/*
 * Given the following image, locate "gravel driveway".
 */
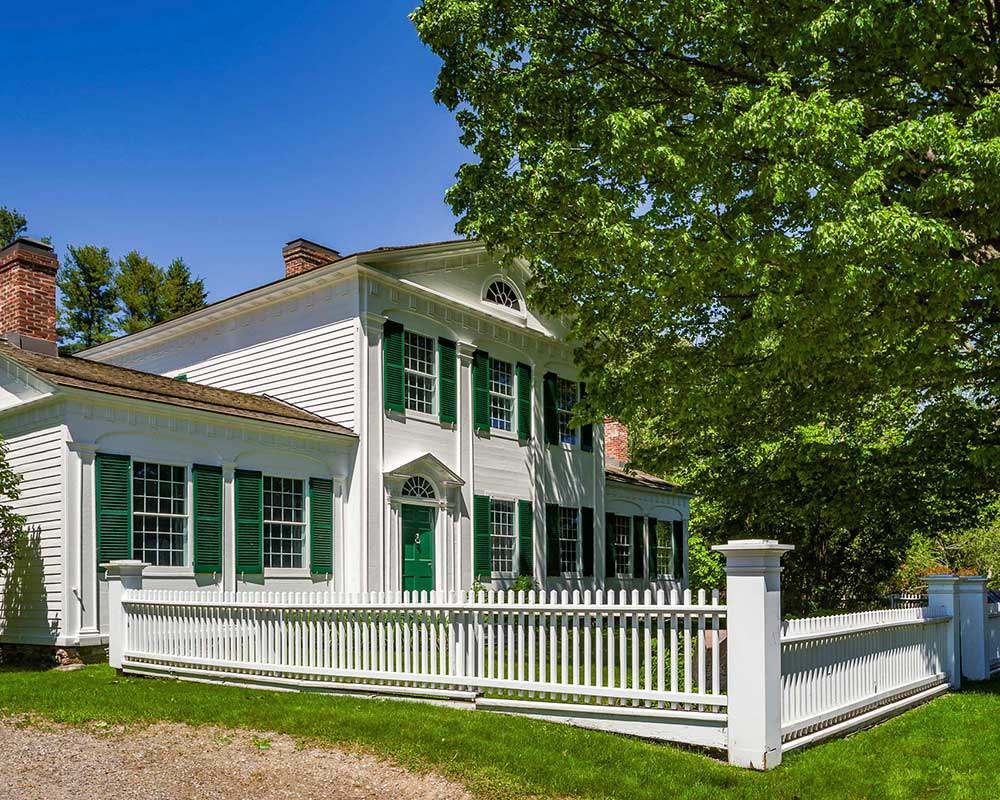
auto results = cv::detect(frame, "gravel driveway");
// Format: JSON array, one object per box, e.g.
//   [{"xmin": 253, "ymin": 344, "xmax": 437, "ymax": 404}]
[{"xmin": 0, "ymin": 716, "xmax": 471, "ymax": 800}]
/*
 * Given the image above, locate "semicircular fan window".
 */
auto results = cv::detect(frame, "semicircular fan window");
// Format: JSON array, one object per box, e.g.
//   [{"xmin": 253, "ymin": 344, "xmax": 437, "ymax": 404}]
[
  {"xmin": 402, "ymin": 476, "xmax": 435, "ymax": 499},
  {"xmin": 484, "ymin": 280, "xmax": 521, "ymax": 311}
]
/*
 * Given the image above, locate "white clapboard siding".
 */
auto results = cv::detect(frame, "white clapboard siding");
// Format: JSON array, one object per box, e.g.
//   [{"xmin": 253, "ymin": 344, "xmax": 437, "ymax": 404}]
[
  {"xmin": 780, "ymin": 607, "xmax": 951, "ymax": 742},
  {"xmin": 177, "ymin": 320, "xmax": 358, "ymax": 429},
  {"xmin": 0, "ymin": 422, "xmax": 63, "ymax": 643},
  {"xmin": 987, "ymin": 603, "xmax": 1000, "ymax": 672},
  {"xmin": 120, "ymin": 588, "xmax": 728, "ymax": 711}
]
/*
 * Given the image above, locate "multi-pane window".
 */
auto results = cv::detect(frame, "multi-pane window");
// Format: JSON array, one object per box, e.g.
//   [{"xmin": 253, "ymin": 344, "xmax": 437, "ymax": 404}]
[
  {"xmin": 404, "ymin": 331, "xmax": 435, "ymax": 414},
  {"xmin": 484, "ymin": 280, "xmax": 521, "ymax": 311},
  {"xmin": 557, "ymin": 378, "xmax": 578, "ymax": 445},
  {"xmin": 489, "ymin": 358, "xmax": 514, "ymax": 431},
  {"xmin": 132, "ymin": 462, "xmax": 186, "ymax": 567},
  {"xmin": 656, "ymin": 520, "xmax": 674, "ymax": 577},
  {"xmin": 491, "ymin": 499, "xmax": 515, "ymax": 573},
  {"xmin": 402, "ymin": 476, "xmax": 435, "ymax": 499},
  {"xmin": 263, "ymin": 476, "xmax": 305, "ymax": 569},
  {"xmin": 611, "ymin": 515, "xmax": 632, "ymax": 577},
  {"xmin": 559, "ymin": 506, "xmax": 579, "ymax": 574}
]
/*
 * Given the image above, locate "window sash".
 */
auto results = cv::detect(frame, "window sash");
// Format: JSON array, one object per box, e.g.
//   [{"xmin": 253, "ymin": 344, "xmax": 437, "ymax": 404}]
[
  {"xmin": 131, "ymin": 461, "xmax": 187, "ymax": 567},
  {"xmin": 404, "ymin": 331, "xmax": 436, "ymax": 414},
  {"xmin": 556, "ymin": 378, "xmax": 577, "ymax": 445},
  {"xmin": 656, "ymin": 520, "xmax": 674, "ymax": 578},
  {"xmin": 491, "ymin": 499, "xmax": 515, "ymax": 573},
  {"xmin": 489, "ymin": 358, "xmax": 514, "ymax": 431},
  {"xmin": 558, "ymin": 507, "xmax": 579, "ymax": 574},
  {"xmin": 263, "ymin": 476, "xmax": 305, "ymax": 569},
  {"xmin": 612, "ymin": 515, "xmax": 632, "ymax": 577}
]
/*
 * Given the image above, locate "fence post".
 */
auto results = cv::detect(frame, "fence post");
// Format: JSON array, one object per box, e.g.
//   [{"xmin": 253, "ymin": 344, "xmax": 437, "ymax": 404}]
[
  {"xmin": 713, "ymin": 539, "xmax": 793, "ymax": 770},
  {"xmin": 103, "ymin": 560, "xmax": 147, "ymax": 669},
  {"xmin": 957, "ymin": 576, "xmax": 989, "ymax": 681},
  {"xmin": 923, "ymin": 575, "xmax": 961, "ymax": 689}
]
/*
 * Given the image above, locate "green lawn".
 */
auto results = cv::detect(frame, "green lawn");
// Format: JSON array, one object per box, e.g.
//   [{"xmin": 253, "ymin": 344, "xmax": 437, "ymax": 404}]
[{"xmin": 0, "ymin": 666, "xmax": 997, "ymax": 799}]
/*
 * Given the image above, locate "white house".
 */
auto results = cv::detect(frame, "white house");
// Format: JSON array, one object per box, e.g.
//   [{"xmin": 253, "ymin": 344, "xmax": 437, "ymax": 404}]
[{"xmin": 0, "ymin": 235, "xmax": 689, "ymax": 661}]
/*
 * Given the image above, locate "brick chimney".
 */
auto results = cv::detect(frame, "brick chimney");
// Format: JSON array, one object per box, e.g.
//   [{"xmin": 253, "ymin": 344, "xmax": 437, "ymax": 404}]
[
  {"xmin": 282, "ymin": 238, "xmax": 340, "ymax": 278},
  {"xmin": 604, "ymin": 418, "xmax": 629, "ymax": 463},
  {"xmin": 0, "ymin": 238, "xmax": 58, "ymax": 355}
]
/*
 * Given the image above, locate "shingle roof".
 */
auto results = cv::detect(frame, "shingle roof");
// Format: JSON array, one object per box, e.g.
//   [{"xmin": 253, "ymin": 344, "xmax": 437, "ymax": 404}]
[
  {"xmin": 0, "ymin": 343, "xmax": 356, "ymax": 438},
  {"xmin": 605, "ymin": 462, "xmax": 682, "ymax": 493}
]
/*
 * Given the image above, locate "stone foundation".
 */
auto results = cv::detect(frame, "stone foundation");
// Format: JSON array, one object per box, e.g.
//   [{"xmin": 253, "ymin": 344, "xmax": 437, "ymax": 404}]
[{"xmin": 0, "ymin": 642, "xmax": 107, "ymax": 668}]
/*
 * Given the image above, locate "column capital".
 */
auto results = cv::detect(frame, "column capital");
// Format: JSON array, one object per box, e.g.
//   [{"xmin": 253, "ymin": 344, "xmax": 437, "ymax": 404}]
[
  {"xmin": 67, "ymin": 440, "xmax": 97, "ymax": 458},
  {"xmin": 456, "ymin": 341, "xmax": 477, "ymax": 362},
  {"xmin": 363, "ymin": 312, "xmax": 389, "ymax": 333}
]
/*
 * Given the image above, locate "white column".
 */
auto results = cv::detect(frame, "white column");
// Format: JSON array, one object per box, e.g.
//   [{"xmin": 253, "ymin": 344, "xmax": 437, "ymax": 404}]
[
  {"xmin": 75, "ymin": 445, "xmax": 100, "ymax": 636},
  {"xmin": 457, "ymin": 342, "xmax": 476, "ymax": 590},
  {"xmin": 103, "ymin": 559, "xmax": 146, "ymax": 669},
  {"xmin": 924, "ymin": 574, "xmax": 962, "ymax": 689},
  {"xmin": 713, "ymin": 539, "xmax": 793, "ymax": 770},
  {"xmin": 363, "ymin": 312, "xmax": 388, "ymax": 592},
  {"xmin": 222, "ymin": 462, "xmax": 236, "ymax": 593},
  {"xmin": 957, "ymin": 576, "xmax": 989, "ymax": 682}
]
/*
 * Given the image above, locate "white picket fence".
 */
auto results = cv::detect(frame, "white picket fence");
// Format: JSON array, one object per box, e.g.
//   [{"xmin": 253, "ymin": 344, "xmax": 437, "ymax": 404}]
[
  {"xmin": 106, "ymin": 545, "xmax": 992, "ymax": 770},
  {"xmin": 780, "ymin": 608, "xmax": 951, "ymax": 749},
  {"xmin": 988, "ymin": 602, "xmax": 1000, "ymax": 672},
  {"xmin": 117, "ymin": 586, "xmax": 729, "ymax": 745}
]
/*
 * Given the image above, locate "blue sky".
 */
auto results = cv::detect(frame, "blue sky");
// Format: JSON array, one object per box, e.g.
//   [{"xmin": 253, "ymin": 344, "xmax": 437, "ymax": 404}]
[{"xmin": 0, "ymin": 2, "xmax": 468, "ymax": 299}]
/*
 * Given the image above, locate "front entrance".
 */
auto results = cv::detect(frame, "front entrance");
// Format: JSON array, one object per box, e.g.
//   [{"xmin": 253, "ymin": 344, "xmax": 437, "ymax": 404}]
[{"xmin": 401, "ymin": 504, "xmax": 435, "ymax": 592}]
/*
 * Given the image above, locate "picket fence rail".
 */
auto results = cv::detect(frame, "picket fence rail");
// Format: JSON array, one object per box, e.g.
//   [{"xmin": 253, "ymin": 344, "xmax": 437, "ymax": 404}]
[
  {"xmin": 780, "ymin": 608, "xmax": 951, "ymax": 747},
  {"xmin": 120, "ymin": 587, "xmax": 727, "ymax": 712}
]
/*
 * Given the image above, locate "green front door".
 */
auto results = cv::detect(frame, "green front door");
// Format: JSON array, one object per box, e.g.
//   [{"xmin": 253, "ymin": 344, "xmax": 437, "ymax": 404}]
[{"xmin": 402, "ymin": 504, "xmax": 435, "ymax": 592}]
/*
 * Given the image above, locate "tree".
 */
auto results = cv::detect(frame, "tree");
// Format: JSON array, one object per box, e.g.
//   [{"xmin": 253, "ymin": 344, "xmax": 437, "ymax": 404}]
[
  {"xmin": 161, "ymin": 257, "xmax": 207, "ymax": 321},
  {"xmin": 414, "ymin": 1, "xmax": 1000, "ymax": 607},
  {"xmin": 116, "ymin": 250, "xmax": 165, "ymax": 335},
  {"xmin": 57, "ymin": 245, "xmax": 119, "ymax": 354},
  {"xmin": 0, "ymin": 206, "xmax": 27, "ymax": 248},
  {"xmin": 0, "ymin": 438, "xmax": 25, "ymax": 575}
]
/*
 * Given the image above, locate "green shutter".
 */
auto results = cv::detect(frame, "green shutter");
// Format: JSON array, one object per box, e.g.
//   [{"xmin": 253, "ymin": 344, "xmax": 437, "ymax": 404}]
[
  {"xmin": 633, "ymin": 516, "xmax": 645, "ymax": 579},
  {"xmin": 472, "ymin": 350, "xmax": 490, "ymax": 432},
  {"xmin": 579, "ymin": 383, "xmax": 593, "ymax": 452},
  {"xmin": 96, "ymin": 453, "xmax": 132, "ymax": 566},
  {"xmin": 310, "ymin": 477, "xmax": 334, "ymax": 575},
  {"xmin": 581, "ymin": 506, "xmax": 594, "ymax": 577},
  {"xmin": 473, "ymin": 494, "xmax": 492, "ymax": 579},
  {"xmin": 516, "ymin": 362, "xmax": 532, "ymax": 441},
  {"xmin": 192, "ymin": 465, "xmax": 223, "ymax": 573},
  {"xmin": 383, "ymin": 320, "xmax": 405, "ymax": 413},
  {"xmin": 517, "ymin": 499, "xmax": 533, "ymax": 576},
  {"xmin": 605, "ymin": 513, "xmax": 616, "ymax": 578},
  {"xmin": 672, "ymin": 520, "xmax": 685, "ymax": 579},
  {"xmin": 647, "ymin": 517, "xmax": 658, "ymax": 579},
  {"xmin": 543, "ymin": 372, "xmax": 559, "ymax": 445},
  {"xmin": 438, "ymin": 338, "xmax": 457, "ymax": 424},
  {"xmin": 234, "ymin": 470, "xmax": 263, "ymax": 573},
  {"xmin": 545, "ymin": 503, "xmax": 561, "ymax": 576}
]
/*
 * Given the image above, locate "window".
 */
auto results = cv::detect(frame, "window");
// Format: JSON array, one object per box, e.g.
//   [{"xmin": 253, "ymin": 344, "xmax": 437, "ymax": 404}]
[
  {"xmin": 656, "ymin": 520, "xmax": 674, "ymax": 577},
  {"xmin": 557, "ymin": 378, "xmax": 578, "ymax": 445},
  {"xmin": 484, "ymin": 280, "xmax": 520, "ymax": 311},
  {"xmin": 489, "ymin": 358, "xmax": 514, "ymax": 431},
  {"xmin": 559, "ymin": 506, "xmax": 579, "ymax": 574},
  {"xmin": 404, "ymin": 331, "xmax": 435, "ymax": 414},
  {"xmin": 263, "ymin": 476, "xmax": 305, "ymax": 569},
  {"xmin": 611, "ymin": 515, "xmax": 632, "ymax": 577},
  {"xmin": 491, "ymin": 499, "xmax": 515, "ymax": 573},
  {"xmin": 132, "ymin": 462, "xmax": 186, "ymax": 567},
  {"xmin": 402, "ymin": 476, "xmax": 435, "ymax": 499}
]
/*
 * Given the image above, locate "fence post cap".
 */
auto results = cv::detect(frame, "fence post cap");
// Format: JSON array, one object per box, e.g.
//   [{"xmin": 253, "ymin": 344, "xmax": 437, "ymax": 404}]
[
  {"xmin": 957, "ymin": 575, "xmax": 988, "ymax": 586},
  {"xmin": 712, "ymin": 540, "xmax": 794, "ymax": 556},
  {"xmin": 101, "ymin": 560, "xmax": 149, "ymax": 578},
  {"xmin": 922, "ymin": 574, "xmax": 959, "ymax": 585}
]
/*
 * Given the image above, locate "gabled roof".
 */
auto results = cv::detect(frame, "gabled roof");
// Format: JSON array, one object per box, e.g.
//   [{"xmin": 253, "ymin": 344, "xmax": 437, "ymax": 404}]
[
  {"xmin": 385, "ymin": 452, "xmax": 465, "ymax": 487},
  {"xmin": 605, "ymin": 461, "xmax": 683, "ymax": 493},
  {"xmin": 0, "ymin": 343, "xmax": 356, "ymax": 438}
]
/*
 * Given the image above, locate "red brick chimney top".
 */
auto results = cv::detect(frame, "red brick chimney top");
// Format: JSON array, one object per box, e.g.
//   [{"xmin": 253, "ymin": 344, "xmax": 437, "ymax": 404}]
[
  {"xmin": 0, "ymin": 238, "xmax": 59, "ymax": 355},
  {"xmin": 604, "ymin": 418, "xmax": 629, "ymax": 464},
  {"xmin": 282, "ymin": 238, "xmax": 341, "ymax": 278}
]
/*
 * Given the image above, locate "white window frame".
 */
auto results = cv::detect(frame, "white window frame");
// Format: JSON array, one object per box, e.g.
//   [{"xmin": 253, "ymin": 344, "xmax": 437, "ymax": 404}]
[
  {"xmin": 558, "ymin": 506, "xmax": 581, "ymax": 576},
  {"xmin": 262, "ymin": 473, "xmax": 310, "ymax": 573},
  {"xmin": 655, "ymin": 519, "xmax": 675, "ymax": 579},
  {"xmin": 556, "ymin": 377, "xmax": 578, "ymax": 446},
  {"xmin": 611, "ymin": 514, "xmax": 632, "ymax": 579},
  {"xmin": 489, "ymin": 498, "xmax": 517, "ymax": 577},
  {"xmin": 131, "ymin": 460, "xmax": 189, "ymax": 569},
  {"xmin": 403, "ymin": 330, "xmax": 436, "ymax": 416},
  {"xmin": 489, "ymin": 357, "xmax": 514, "ymax": 432}
]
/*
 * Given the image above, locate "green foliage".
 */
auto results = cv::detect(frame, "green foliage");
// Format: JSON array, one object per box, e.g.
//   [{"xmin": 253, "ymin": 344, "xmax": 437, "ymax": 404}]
[
  {"xmin": 413, "ymin": 1, "xmax": 1000, "ymax": 611},
  {"xmin": 686, "ymin": 528, "xmax": 724, "ymax": 593},
  {"xmin": 117, "ymin": 250, "xmax": 165, "ymax": 335},
  {"xmin": 0, "ymin": 438, "xmax": 25, "ymax": 575},
  {"xmin": 161, "ymin": 257, "xmax": 208, "ymax": 321},
  {"xmin": 0, "ymin": 206, "xmax": 27, "ymax": 247},
  {"xmin": 57, "ymin": 245, "xmax": 119, "ymax": 354}
]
